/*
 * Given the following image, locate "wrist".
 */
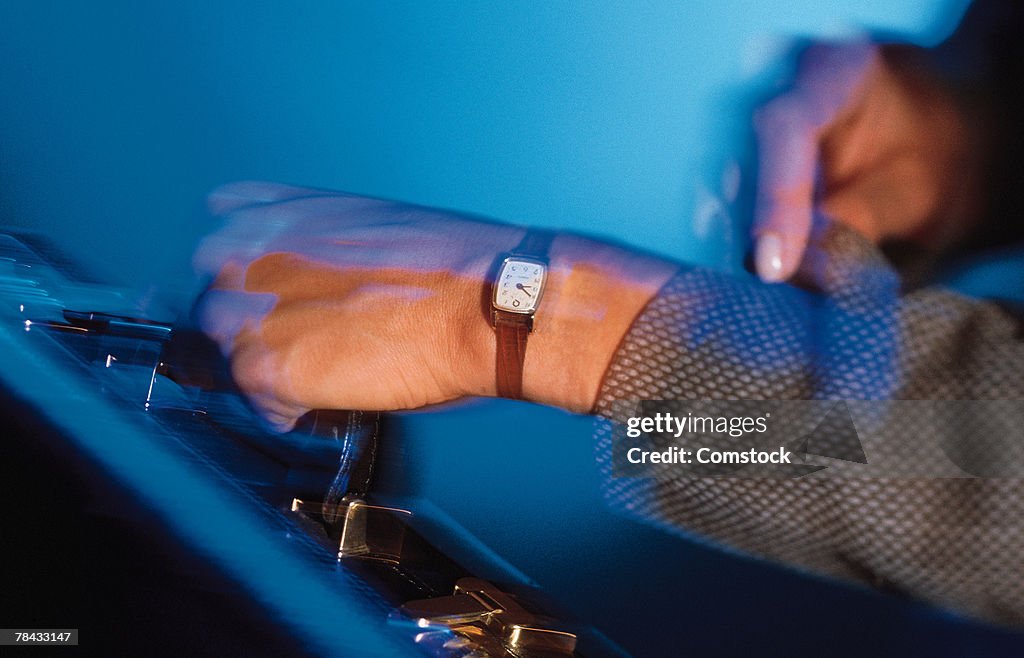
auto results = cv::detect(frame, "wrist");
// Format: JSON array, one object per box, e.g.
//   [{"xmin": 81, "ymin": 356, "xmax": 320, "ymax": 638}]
[
  {"xmin": 518, "ymin": 233, "xmax": 677, "ymax": 412},
  {"xmin": 451, "ymin": 229, "xmax": 677, "ymax": 412}
]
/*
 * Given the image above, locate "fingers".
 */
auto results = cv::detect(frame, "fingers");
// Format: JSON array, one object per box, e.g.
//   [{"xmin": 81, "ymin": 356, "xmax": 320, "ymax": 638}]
[
  {"xmin": 195, "ymin": 193, "xmax": 398, "ymax": 278},
  {"xmin": 249, "ymin": 393, "xmax": 308, "ymax": 433},
  {"xmin": 194, "ymin": 286, "xmax": 309, "ymax": 432},
  {"xmin": 792, "ymin": 42, "xmax": 878, "ymax": 123},
  {"xmin": 753, "ymin": 95, "xmax": 819, "ymax": 282},
  {"xmin": 193, "ymin": 287, "xmax": 277, "ymax": 354},
  {"xmin": 206, "ymin": 180, "xmax": 383, "ymax": 220},
  {"xmin": 207, "ymin": 180, "xmax": 340, "ymax": 216},
  {"xmin": 228, "ymin": 335, "xmax": 310, "ymax": 433},
  {"xmin": 192, "ymin": 222, "xmax": 283, "ymax": 278},
  {"xmin": 197, "ymin": 181, "xmax": 404, "ymax": 430},
  {"xmin": 751, "ymin": 41, "xmax": 879, "ymax": 283}
]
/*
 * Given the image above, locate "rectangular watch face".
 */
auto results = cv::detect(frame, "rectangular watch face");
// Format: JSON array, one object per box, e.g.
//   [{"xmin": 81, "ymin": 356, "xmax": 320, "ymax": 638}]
[{"xmin": 494, "ymin": 256, "xmax": 547, "ymax": 313}]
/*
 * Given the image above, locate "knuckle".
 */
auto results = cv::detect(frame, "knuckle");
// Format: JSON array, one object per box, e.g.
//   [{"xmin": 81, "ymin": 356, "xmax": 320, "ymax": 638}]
[
  {"xmin": 273, "ymin": 351, "xmax": 305, "ymax": 406},
  {"xmin": 230, "ymin": 346, "xmax": 276, "ymax": 397}
]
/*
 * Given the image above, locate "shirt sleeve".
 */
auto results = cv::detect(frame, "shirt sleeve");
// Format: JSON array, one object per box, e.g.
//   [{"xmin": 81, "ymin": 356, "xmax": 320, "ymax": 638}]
[{"xmin": 592, "ymin": 223, "xmax": 1024, "ymax": 626}]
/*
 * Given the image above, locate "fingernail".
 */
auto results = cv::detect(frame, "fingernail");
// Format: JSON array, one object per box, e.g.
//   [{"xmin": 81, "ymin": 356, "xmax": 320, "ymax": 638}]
[{"xmin": 755, "ymin": 232, "xmax": 785, "ymax": 282}]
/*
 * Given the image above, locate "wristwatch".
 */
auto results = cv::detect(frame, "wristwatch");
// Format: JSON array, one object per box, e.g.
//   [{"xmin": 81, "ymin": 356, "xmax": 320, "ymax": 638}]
[{"xmin": 491, "ymin": 230, "xmax": 554, "ymax": 399}]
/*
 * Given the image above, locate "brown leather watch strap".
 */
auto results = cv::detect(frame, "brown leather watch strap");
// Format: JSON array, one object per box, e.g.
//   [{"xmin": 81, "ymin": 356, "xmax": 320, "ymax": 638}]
[
  {"xmin": 494, "ymin": 310, "xmax": 531, "ymax": 399},
  {"xmin": 515, "ymin": 229, "xmax": 555, "ymax": 258}
]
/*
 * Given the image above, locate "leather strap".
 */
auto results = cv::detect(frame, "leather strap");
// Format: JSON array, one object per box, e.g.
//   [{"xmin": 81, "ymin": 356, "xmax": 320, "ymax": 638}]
[
  {"xmin": 494, "ymin": 311, "xmax": 531, "ymax": 399},
  {"xmin": 492, "ymin": 230, "xmax": 555, "ymax": 400},
  {"xmin": 515, "ymin": 229, "xmax": 556, "ymax": 258}
]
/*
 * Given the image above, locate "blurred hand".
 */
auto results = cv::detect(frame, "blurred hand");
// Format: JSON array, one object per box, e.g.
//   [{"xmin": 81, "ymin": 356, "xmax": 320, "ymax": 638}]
[
  {"xmin": 752, "ymin": 42, "xmax": 981, "ymax": 282},
  {"xmin": 193, "ymin": 181, "xmax": 675, "ymax": 430}
]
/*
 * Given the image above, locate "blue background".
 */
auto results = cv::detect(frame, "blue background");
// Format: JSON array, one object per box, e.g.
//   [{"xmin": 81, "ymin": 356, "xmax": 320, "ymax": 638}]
[{"xmin": 0, "ymin": 0, "xmax": 966, "ymax": 290}]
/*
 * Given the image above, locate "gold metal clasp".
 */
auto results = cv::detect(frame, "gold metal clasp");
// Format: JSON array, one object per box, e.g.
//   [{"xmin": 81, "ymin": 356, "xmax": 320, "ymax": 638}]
[
  {"xmin": 289, "ymin": 498, "xmax": 577, "ymax": 655},
  {"xmin": 401, "ymin": 577, "xmax": 577, "ymax": 656},
  {"xmin": 290, "ymin": 497, "xmax": 411, "ymax": 562}
]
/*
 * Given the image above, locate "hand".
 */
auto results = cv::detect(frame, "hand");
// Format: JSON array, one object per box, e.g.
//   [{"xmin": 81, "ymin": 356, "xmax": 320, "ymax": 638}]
[
  {"xmin": 751, "ymin": 42, "xmax": 982, "ymax": 282},
  {"xmin": 193, "ymin": 181, "xmax": 676, "ymax": 430}
]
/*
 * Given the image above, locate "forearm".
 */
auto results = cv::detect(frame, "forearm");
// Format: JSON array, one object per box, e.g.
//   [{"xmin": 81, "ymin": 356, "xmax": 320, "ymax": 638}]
[{"xmin": 591, "ymin": 227, "xmax": 1024, "ymax": 625}]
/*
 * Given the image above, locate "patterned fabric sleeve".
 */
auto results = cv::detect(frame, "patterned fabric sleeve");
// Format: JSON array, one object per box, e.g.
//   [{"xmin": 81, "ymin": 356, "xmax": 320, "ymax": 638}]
[{"xmin": 593, "ymin": 224, "xmax": 1024, "ymax": 626}]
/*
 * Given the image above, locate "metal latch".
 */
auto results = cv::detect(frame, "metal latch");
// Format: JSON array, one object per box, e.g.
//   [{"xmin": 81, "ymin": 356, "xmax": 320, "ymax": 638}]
[
  {"xmin": 401, "ymin": 577, "xmax": 577, "ymax": 657},
  {"xmin": 291, "ymin": 497, "xmax": 411, "ymax": 562}
]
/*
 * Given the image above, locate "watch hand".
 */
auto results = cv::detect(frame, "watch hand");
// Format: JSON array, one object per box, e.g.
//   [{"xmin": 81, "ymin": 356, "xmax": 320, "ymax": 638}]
[{"xmin": 515, "ymin": 283, "xmax": 534, "ymax": 297}]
